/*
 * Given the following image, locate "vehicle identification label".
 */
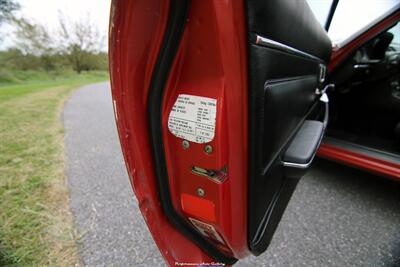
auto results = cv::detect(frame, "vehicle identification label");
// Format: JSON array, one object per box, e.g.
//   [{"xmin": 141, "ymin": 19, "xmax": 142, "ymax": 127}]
[
  {"xmin": 189, "ymin": 217, "xmax": 225, "ymax": 245},
  {"xmin": 168, "ymin": 94, "xmax": 217, "ymax": 143}
]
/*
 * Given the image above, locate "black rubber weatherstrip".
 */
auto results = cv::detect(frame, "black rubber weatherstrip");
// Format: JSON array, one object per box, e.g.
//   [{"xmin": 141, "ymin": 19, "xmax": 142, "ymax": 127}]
[{"xmin": 147, "ymin": 0, "xmax": 238, "ymax": 265}]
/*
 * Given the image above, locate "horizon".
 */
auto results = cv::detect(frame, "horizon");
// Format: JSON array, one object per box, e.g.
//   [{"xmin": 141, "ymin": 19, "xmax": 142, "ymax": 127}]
[{"xmin": 0, "ymin": 0, "xmax": 111, "ymax": 51}]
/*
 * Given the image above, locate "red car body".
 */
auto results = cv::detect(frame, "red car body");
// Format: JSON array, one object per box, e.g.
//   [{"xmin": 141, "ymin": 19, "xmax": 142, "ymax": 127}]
[
  {"xmin": 109, "ymin": 0, "xmax": 399, "ymax": 265},
  {"xmin": 109, "ymin": 1, "xmax": 248, "ymax": 263}
]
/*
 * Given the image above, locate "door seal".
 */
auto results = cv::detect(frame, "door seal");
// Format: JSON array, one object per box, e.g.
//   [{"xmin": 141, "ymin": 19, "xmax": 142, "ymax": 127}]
[{"xmin": 147, "ymin": 0, "xmax": 238, "ymax": 264}]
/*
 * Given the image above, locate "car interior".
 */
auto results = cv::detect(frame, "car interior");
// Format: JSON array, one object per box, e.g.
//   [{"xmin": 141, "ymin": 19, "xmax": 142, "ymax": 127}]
[{"xmin": 325, "ymin": 22, "xmax": 400, "ymax": 161}]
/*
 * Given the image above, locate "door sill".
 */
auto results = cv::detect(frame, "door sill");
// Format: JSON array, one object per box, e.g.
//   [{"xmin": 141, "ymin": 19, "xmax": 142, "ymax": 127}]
[{"xmin": 317, "ymin": 137, "xmax": 400, "ymax": 180}]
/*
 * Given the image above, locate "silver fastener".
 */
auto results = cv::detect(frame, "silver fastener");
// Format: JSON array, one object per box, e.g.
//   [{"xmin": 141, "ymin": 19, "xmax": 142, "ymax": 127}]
[
  {"xmin": 197, "ymin": 188, "xmax": 205, "ymax": 197},
  {"xmin": 204, "ymin": 144, "xmax": 213, "ymax": 154},
  {"xmin": 182, "ymin": 140, "xmax": 190, "ymax": 149}
]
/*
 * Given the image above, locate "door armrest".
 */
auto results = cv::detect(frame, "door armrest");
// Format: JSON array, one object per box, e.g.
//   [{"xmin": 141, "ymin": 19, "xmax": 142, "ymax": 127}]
[{"xmin": 283, "ymin": 120, "xmax": 324, "ymax": 168}]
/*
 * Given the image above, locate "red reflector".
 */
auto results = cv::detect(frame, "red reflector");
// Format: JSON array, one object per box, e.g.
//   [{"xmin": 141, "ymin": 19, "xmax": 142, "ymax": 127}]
[{"xmin": 181, "ymin": 193, "xmax": 216, "ymax": 222}]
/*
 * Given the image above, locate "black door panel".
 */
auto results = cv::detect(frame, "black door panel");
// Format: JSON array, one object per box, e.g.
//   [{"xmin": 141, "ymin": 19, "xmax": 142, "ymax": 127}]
[
  {"xmin": 246, "ymin": 0, "xmax": 332, "ymax": 255},
  {"xmin": 246, "ymin": 0, "xmax": 332, "ymax": 62},
  {"xmin": 262, "ymin": 75, "xmax": 319, "ymax": 167}
]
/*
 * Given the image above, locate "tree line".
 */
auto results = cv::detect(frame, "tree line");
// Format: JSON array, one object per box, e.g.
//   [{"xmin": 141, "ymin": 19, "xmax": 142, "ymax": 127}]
[{"xmin": 0, "ymin": 0, "xmax": 108, "ymax": 82}]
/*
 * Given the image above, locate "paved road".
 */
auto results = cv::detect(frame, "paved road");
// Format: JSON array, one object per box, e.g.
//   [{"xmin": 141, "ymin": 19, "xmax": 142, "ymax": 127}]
[{"xmin": 64, "ymin": 82, "xmax": 400, "ymax": 267}]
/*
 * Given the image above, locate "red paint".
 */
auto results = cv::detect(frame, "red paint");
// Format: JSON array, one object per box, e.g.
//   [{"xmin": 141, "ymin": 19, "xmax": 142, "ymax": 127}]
[
  {"xmin": 329, "ymin": 10, "xmax": 400, "ymax": 70},
  {"xmin": 109, "ymin": 0, "xmax": 248, "ymax": 264},
  {"xmin": 109, "ymin": 0, "xmax": 214, "ymax": 265},
  {"xmin": 318, "ymin": 143, "xmax": 400, "ymax": 180},
  {"xmin": 181, "ymin": 194, "xmax": 216, "ymax": 222},
  {"xmin": 161, "ymin": 0, "xmax": 249, "ymax": 258}
]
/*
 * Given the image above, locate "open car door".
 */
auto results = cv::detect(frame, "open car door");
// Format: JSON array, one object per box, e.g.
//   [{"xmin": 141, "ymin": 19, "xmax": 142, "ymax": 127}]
[{"xmin": 109, "ymin": 0, "xmax": 332, "ymax": 265}]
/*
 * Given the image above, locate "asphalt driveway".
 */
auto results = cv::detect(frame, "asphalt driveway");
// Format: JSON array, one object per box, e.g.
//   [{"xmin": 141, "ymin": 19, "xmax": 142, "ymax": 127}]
[{"xmin": 64, "ymin": 82, "xmax": 400, "ymax": 266}]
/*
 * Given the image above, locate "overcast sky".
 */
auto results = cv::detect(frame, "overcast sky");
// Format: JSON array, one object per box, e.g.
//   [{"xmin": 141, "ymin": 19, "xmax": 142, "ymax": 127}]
[
  {"xmin": 1, "ymin": 0, "xmax": 399, "ymax": 50},
  {"xmin": 307, "ymin": 0, "xmax": 399, "ymax": 43},
  {"xmin": 1, "ymin": 0, "xmax": 111, "ymax": 50}
]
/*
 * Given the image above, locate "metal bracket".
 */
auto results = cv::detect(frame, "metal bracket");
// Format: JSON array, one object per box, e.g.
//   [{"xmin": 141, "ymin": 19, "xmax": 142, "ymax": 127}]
[
  {"xmin": 316, "ymin": 83, "xmax": 335, "ymax": 95},
  {"xmin": 191, "ymin": 165, "xmax": 227, "ymax": 183},
  {"xmin": 319, "ymin": 64, "xmax": 326, "ymax": 83}
]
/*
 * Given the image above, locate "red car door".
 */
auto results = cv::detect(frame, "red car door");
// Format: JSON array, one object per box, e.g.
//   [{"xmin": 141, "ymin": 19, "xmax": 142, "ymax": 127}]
[{"xmin": 108, "ymin": 0, "xmax": 332, "ymax": 265}]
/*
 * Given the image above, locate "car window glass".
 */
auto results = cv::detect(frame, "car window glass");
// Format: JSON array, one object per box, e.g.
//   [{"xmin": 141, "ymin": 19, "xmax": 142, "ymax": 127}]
[
  {"xmin": 329, "ymin": 0, "xmax": 399, "ymax": 45},
  {"xmin": 388, "ymin": 23, "xmax": 400, "ymax": 51},
  {"xmin": 306, "ymin": 0, "xmax": 333, "ymax": 28}
]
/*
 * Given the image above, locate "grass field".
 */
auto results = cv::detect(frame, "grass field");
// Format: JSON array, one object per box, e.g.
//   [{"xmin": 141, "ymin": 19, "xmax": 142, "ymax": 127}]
[{"xmin": 0, "ymin": 71, "xmax": 109, "ymax": 266}]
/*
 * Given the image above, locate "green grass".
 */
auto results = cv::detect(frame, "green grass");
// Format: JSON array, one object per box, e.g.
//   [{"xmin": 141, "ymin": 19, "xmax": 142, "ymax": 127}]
[
  {"xmin": 0, "ymin": 71, "xmax": 109, "ymax": 266},
  {"xmin": 0, "ymin": 68, "xmax": 107, "ymax": 84},
  {"xmin": 0, "ymin": 71, "xmax": 108, "ymax": 101}
]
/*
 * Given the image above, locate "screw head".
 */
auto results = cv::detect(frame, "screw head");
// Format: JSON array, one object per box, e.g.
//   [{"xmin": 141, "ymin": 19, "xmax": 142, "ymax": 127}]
[
  {"xmin": 204, "ymin": 144, "xmax": 213, "ymax": 154},
  {"xmin": 182, "ymin": 140, "xmax": 190, "ymax": 149},
  {"xmin": 197, "ymin": 188, "xmax": 205, "ymax": 197}
]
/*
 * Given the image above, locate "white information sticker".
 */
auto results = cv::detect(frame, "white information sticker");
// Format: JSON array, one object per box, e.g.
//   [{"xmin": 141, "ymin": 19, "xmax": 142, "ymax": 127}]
[{"xmin": 168, "ymin": 94, "xmax": 217, "ymax": 143}]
